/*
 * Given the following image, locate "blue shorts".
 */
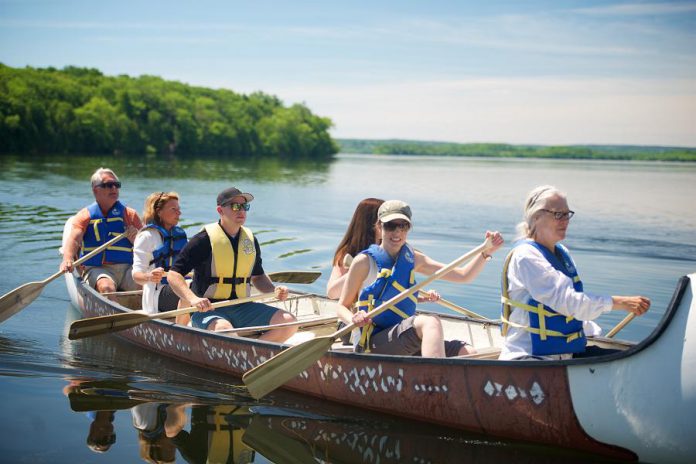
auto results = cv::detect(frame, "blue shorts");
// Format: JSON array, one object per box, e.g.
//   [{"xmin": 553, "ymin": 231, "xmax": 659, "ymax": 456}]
[{"xmin": 190, "ymin": 301, "xmax": 279, "ymax": 330}]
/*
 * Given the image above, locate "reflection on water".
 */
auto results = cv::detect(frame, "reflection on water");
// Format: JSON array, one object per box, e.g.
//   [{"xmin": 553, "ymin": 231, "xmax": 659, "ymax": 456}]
[
  {"xmin": 0, "ymin": 153, "xmax": 332, "ymax": 184},
  {"xmin": 63, "ymin": 380, "xmax": 609, "ymax": 464},
  {"xmin": 0, "ymin": 154, "xmax": 694, "ymax": 463}
]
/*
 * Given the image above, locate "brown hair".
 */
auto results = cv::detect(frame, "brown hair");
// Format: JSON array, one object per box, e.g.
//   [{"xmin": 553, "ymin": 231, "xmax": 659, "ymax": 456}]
[
  {"xmin": 142, "ymin": 191, "xmax": 179, "ymax": 226},
  {"xmin": 332, "ymin": 198, "xmax": 385, "ymax": 267}
]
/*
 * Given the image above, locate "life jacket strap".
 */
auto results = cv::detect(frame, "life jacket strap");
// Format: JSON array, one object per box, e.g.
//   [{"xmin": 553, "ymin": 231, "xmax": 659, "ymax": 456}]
[
  {"xmin": 500, "ymin": 296, "xmax": 582, "ymax": 342},
  {"xmin": 209, "ymin": 276, "xmax": 250, "ymax": 285}
]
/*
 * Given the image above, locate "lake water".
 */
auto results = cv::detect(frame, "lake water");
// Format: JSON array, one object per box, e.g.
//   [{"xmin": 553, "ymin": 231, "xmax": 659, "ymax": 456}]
[{"xmin": 0, "ymin": 153, "xmax": 694, "ymax": 463}]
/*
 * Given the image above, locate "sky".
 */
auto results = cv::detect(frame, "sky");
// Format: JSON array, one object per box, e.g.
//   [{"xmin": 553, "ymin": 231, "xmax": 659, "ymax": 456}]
[{"xmin": 1, "ymin": 0, "xmax": 695, "ymax": 147}]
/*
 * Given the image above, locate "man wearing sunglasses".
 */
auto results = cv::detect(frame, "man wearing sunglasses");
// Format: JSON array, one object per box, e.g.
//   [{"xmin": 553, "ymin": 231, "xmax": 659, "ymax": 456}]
[
  {"xmin": 60, "ymin": 167, "xmax": 142, "ymax": 294},
  {"xmin": 167, "ymin": 187, "xmax": 297, "ymax": 341}
]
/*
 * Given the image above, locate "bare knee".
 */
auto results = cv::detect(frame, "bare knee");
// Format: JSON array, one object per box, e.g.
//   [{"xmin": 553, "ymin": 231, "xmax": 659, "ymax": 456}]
[
  {"xmin": 96, "ymin": 278, "xmax": 116, "ymax": 295},
  {"xmin": 260, "ymin": 311, "xmax": 297, "ymax": 342},
  {"xmin": 208, "ymin": 319, "xmax": 233, "ymax": 332},
  {"xmin": 457, "ymin": 344, "xmax": 477, "ymax": 356},
  {"xmin": 414, "ymin": 314, "xmax": 443, "ymax": 338}
]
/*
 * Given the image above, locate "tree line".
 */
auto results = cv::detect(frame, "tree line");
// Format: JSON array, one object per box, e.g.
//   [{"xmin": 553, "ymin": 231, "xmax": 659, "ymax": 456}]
[
  {"xmin": 337, "ymin": 139, "xmax": 696, "ymax": 162},
  {"xmin": 0, "ymin": 63, "xmax": 338, "ymax": 158}
]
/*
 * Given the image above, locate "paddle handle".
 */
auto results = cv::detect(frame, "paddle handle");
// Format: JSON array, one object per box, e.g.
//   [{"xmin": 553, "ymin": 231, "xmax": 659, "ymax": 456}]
[
  {"xmin": 334, "ymin": 239, "xmax": 492, "ymax": 339},
  {"xmin": 606, "ymin": 312, "xmax": 636, "ymax": 338},
  {"xmin": 148, "ymin": 292, "xmax": 276, "ymax": 321},
  {"xmin": 49, "ymin": 231, "xmax": 129, "ymax": 284}
]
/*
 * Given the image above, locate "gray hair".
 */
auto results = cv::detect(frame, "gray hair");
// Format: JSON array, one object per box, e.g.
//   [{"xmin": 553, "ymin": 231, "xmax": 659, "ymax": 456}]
[
  {"xmin": 515, "ymin": 185, "xmax": 566, "ymax": 240},
  {"xmin": 90, "ymin": 167, "xmax": 119, "ymax": 188}
]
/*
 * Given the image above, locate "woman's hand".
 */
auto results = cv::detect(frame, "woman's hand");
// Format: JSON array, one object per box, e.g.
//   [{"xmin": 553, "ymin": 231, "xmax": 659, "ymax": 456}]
[
  {"xmin": 612, "ymin": 296, "xmax": 651, "ymax": 315},
  {"xmin": 148, "ymin": 267, "xmax": 165, "ymax": 283},
  {"xmin": 418, "ymin": 289, "xmax": 441, "ymax": 303},
  {"xmin": 351, "ymin": 310, "xmax": 372, "ymax": 327},
  {"xmin": 485, "ymin": 230, "xmax": 505, "ymax": 254}
]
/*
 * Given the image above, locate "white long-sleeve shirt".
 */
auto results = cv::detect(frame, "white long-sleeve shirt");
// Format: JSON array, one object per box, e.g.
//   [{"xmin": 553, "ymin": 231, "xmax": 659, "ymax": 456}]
[
  {"xmin": 132, "ymin": 228, "xmax": 165, "ymax": 313},
  {"xmin": 499, "ymin": 243, "xmax": 612, "ymax": 360}
]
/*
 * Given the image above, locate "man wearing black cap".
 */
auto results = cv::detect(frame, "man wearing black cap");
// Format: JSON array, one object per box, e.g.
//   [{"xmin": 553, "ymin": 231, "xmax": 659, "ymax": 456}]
[{"xmin": 167, "ymin": 187, "xmax": 297, "ymax": 341}]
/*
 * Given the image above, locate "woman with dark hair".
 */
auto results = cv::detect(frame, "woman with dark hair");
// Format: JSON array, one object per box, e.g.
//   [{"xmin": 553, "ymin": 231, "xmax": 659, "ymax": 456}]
[
  {"xmin": 337, "ymin": 200, "xmax": 504, "ymax": 357},
  {"xmin": 326, "ymin": 198, "xmax": 385, "ymax": 299},
  {"xmin": 132, "ymin": 192, "xmax": 187, "ymax": 317}
]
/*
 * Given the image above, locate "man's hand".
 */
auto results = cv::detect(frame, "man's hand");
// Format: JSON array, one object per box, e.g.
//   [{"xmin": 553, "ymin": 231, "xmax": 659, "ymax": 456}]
[
  {"xmin": 274, "ymin": 285, "xmax": 289, "ymax": 301},
  {"xmin": 188, "ymin": 296, "xmax": 212, "ymax": 312}
]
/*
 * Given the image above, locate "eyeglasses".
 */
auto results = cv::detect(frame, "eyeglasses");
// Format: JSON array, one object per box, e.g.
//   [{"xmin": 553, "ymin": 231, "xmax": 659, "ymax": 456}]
[
  {"xmin": 382, "ymin": 221, "xmax": 410, "ymax": 232},
  {"xmin": 224, "ymin": 202, "xmax": 251, "ymax": 211},
  {"xmin": 542, "ymin": 209, "xmax": 575, "ymax": 220},
  {"xmin": 97, "ymin": 181, "xmax": 121, "ymax": 189}
]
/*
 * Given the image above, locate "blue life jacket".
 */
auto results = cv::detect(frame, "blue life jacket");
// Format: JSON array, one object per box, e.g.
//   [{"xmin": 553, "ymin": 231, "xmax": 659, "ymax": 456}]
[
  {"xmin": 145, "ymin": 223, "xmax": 187, "ymax": 284},
  {"xmin": 81, "ymin": 201, "xmax": 133, "ymax": 266},
  {"xmin": 356, "ymin": 244, "xmax": 418, "ymax": 350},
  {"xmin": 501, "ymin": 240, "xmax": 586, "ymax": 356}
]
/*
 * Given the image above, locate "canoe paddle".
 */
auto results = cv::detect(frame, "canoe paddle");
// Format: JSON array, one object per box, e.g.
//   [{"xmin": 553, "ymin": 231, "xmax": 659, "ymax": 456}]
[
  {"xmin": 68, "ymin": 292, "xmax": 276, "ymax": 340},
  {"xmin": 242, "ymin": 238, "xmax": 493, "ymax": 399},
  {"xmin": 0, "ymin": 231, "xmax": 128, "ymax": 324},
  {"xmin": 606, "ymin": 313, "xmax": 636, "ymax": 338},
  {"xmin": 100, "ymin": 270, "xmax": 321, "ymax": 297},
  {"xmin": 266, "ymin": 271, "xmax": 321, "ymax": 284}
]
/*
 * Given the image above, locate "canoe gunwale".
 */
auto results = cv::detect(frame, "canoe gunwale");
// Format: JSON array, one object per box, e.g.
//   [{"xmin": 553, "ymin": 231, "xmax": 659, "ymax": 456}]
[{"xmin": 66, "ymin": 273, "xmax": 691, "ymax": 368}]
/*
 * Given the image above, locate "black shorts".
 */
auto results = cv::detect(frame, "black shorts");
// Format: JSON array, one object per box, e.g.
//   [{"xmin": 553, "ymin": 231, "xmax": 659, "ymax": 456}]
[
  {"xmin": 157, "ymin": 285, "xmax": 180, "ymax": 312},
  {"xmin": 366, "ymin": 316, "xmax": 465, "ymax": 357}
]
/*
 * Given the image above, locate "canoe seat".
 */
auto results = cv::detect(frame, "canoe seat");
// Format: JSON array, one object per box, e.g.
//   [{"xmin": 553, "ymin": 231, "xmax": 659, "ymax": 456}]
[
  {"xmin": 456, "ymin": 346, "xmax": 501, "ymax": 360},
  {"xmin": 330, "ymin": 342, "xmax": 355, "ymax": 353}
]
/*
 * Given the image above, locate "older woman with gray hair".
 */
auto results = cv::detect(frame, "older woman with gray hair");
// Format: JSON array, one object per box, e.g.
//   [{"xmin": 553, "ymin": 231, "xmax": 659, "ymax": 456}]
[{"xmin": 499, "ymin": 185, "xmax": 651, "ymax": 361}]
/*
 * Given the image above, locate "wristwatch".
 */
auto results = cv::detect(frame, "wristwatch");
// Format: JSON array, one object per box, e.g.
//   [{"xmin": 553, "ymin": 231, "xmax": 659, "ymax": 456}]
[{"xmin": 481, "ymin": 251, "xmax": 493, "ymax": 261}]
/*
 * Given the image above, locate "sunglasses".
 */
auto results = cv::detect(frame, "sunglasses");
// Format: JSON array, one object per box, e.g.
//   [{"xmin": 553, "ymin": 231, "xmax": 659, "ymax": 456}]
[
  {"xmin": 382, "ymin": 221, "xmax": 410, "ymax": 232},
  {"xmin": 97, "ymin": 181, "xmax": 121, "ymax": 189},
  {"xmin": 542, "ymin": 209, "xmax": 575, "ymax": 220},
  {"xmin": 224, "ymin": 202, "xmax": 251, "ymax": 211}
]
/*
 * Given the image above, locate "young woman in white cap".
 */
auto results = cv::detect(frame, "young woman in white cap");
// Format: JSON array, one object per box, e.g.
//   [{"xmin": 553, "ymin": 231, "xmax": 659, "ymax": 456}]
[{"xmin": 336, "ymin": 200, "xmax": 504, "ymax": 357}]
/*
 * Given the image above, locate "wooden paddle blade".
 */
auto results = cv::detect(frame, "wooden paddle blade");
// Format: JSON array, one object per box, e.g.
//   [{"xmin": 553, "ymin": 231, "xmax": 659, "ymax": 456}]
[
  {"xmin": 243, "ymin": 335, "xmax": 336, "ymax": 399},
  {"xmin": 0, "ymin": 281, "xmax": 44, "ymax": 324},
  {"xmin": 68, "ymin": 311, "xmax": 150, "ymax": 340},
  {"xmin": 268, "ymin": 271, "xmax": 321, "ymax": 284}
]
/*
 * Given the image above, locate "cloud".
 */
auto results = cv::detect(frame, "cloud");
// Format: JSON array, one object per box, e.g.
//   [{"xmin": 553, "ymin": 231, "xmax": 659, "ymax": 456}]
[
  {"xmin": 250, "ymin": 76, "xmax": 696, "ymax": 146},
  {"xmin": 574, "ymin": 2, "xmax": 696, "ymax": 16}
]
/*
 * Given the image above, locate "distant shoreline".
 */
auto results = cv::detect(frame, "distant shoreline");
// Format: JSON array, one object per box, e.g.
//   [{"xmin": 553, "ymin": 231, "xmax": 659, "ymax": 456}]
[{"xmin": 337, "ymin": 139, "xmax": 696, "ymax": 162}]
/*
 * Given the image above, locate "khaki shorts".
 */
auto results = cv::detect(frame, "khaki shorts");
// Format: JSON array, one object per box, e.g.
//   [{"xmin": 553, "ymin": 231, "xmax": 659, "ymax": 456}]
[
  {"xmin": 83, "ymin": 263, "xmax": 139, "ymax": 291},
  {"xmin": 365, "ymin": 315, "xmax": 465, "ymax": 357}
]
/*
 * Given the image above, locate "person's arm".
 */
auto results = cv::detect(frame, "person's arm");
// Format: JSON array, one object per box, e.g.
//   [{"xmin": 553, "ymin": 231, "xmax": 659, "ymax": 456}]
[
  {"xmin": 326, "ymin": 264, "xmax": 349, "ymax": 299},
  {"xmin": 168, "ymin": 270, "xmax": 211, "ymax": 311},
  {"xmin": 164, "ymin": 404, "xmax": 190, "ymax": 438},
  {"xmin": 131, "ymin": 230, "xmax": 165, "ymax": 286},
  {"xmin": 611, "ymin": 296, "xmax": 651, "ymax": 315},
  {"xmin": 124, "ymin": 208, "xmax": 143, "ymax": 244},
  {"xmin": 248, "ymin": 237, "xmax": 288, "ymax": 300},
  {"xmin": 513, "ymin": 249, "xmax": 614, "ymax": 320},
  {"xmin": 60, "ymin": 212, "xmax": 89, "ymax": 273},
  {"xmin": 168, "ymin": 235, "xmax": 212, "ymax": 311},
  {"xmin": 414, "ymin": 231, "xmax": 504, "ymax": 283},
  {"xmin": 337, "ymin": 254, "xmax": 371, "ymax": 326},
  {"xmin": 250, "ymin": 274, "xmax": 288, "ymax": 301}
]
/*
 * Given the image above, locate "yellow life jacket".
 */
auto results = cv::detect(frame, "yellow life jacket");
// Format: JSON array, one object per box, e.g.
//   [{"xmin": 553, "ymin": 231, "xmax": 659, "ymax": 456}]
[
  {"xmin": 203, "ymin": 223, "xmax": 256, "ymax": 300},
  {"xmin": 207, "ymin": 405, "xmax": 254, "ymax": 464}
]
